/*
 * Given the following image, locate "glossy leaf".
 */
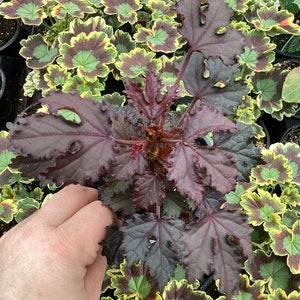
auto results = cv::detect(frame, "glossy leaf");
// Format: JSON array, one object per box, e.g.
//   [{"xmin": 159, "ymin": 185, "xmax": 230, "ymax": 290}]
[
  {"xmin": 101, "ymin": 178, "xmax": 136, "ymax": 216},
  {"xmin": 8, "ymin": 92, "xmax": 115, "ymax": 185},
  {"xmin": 213, "ymin": 122, "xmax": 261, "ymax": 182},
  {"xmin": 133, "ymin": 172, "xmax": 165, "ymax": 209},
  {"xmin": 175, "ymin": 0, "xmax": 245, "ymax": 64},
  {"xmin": 124, "ymin": 69, "xmax": 178, "ymax": 123},
  {"xmin": 182, "ymin": 52, "xmax": 248, "ymax": 115},
  {"xmin": 180, "ymin": 208, "xmax": 252, "ymax": 297},
  {"xmin": 120, "ymin": 213, "xmax": 184, "ymax": 290}
]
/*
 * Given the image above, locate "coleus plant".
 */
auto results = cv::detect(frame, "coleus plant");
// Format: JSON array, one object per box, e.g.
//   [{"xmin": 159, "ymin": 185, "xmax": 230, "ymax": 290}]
[{"xmin": 4, "ymin": 0, "xmax": 263, "ymax": 298}]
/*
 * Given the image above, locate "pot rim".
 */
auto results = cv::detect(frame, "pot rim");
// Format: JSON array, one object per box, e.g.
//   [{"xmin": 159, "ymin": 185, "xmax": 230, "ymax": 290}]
[{"xmin": 0, "ymin": 18, "xmax": 21, "ymax": 52}]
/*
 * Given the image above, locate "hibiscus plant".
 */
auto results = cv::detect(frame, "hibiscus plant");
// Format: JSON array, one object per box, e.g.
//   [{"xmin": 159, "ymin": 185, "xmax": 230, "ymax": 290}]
[{"xmin": 0, "ymin": 0, "xmax": 300, "ymax": 299}]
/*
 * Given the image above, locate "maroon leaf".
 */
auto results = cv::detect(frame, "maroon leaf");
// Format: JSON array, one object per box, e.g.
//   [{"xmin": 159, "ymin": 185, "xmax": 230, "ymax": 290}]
[
  {"xmin": 180, "ymin": 208, "xmax": 252, "ymax": 297},
  {"xmin": 133, "ymin": 172, "xmax": 166, "ymax": 208},
  {"xmin": 166, "ymin": 142, "xmax": 237, "ymax": 205},
  {"xmin": 124, "ymin": 69, "xmax": 178, "ymax": 123},
  {"xmin": 175, "ymin": 0, "xmax": 245, "ymax": 64},
  {"xmin": 120, "ymin": 213, "xmax": 184, "ymax": 290},
  {"xmin": 182, "ymin": 52, "xmax": 248, "ymax": 115},
  {"xmin": 182, "ymin": 103, "xmax": 237, "ymax": 142},
  {"xmin": 101, "ymin": 178, "xmax": 136, "ymax": 216},
  {"xmin": 9, "ymin": 92, "xmax": 114, "ymax": 185},
  {"xmin": 111, "ymin": 144, "xmax": 148, "ymax": 180}
]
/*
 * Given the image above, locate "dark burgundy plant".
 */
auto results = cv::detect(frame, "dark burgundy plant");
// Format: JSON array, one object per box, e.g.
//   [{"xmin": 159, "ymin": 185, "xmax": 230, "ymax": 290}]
[{"xmin": 6, "ymin": 0, "xmax": 261, "ymax": 297}]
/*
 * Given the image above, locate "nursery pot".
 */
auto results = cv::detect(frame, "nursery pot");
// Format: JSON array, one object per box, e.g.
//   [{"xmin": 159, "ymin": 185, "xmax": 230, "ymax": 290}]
[
  {"xmin": 280, "ymin": 124, "xmax": 300, "ymax": 145},
  {"xmin": 0, "ymin": 62, "xmax": 10, "ymax": 128},
  {"xmin": 0, "ymin": 55, "xmax": 27, "ymax": 130},
  {"xmin": 0, "ymin": 16, "xmax": 21, "ymax": 56}
]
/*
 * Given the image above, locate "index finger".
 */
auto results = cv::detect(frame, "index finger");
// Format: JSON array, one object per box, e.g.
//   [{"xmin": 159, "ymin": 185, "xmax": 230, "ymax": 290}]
[{"xmin": 38, "ymin": 184, "xmax": 99, "ymax": 227}]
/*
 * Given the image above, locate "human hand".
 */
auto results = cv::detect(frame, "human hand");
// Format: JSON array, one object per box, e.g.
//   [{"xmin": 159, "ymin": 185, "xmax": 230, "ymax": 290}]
[{"xmin": 0, "ymin": 184, "xmax": 114, "ymax": 300}]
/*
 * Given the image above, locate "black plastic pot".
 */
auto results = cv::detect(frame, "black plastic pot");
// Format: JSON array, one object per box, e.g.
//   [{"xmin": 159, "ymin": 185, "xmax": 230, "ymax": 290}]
[
  {"xmin": 0, "ymin": 55, "xmax": 27, "ymax": 130},
  {"xmin": 281, "ymin": 124, "xmax": 300, "ymax": 145},
  {"xmin": 0, "ymin": 17, "xmax": 22, "ymax": 57}
]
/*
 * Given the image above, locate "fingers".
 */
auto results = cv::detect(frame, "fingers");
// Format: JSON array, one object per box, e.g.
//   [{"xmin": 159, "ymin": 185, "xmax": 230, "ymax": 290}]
[
  {"xmin": 38, "ymin": 184, "xmax": 99, "ymax": 227},
  {"xmin": 85, "ymin": 252, "xmax": 107, "ymax": 299},
  {"xmin": 57, "ymin": 200, "xmax": 114, "ymax": 265}
]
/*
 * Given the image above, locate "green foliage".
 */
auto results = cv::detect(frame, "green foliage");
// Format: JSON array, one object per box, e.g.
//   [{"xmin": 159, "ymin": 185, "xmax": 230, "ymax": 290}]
[
  {"xmin": 231, "ymin": 0, "xmax": 300, "ymax": 123},
  {"xmin": 0, "ymin": 131, "xmax": 45, "ymax": 224},
  {"xmin": 236, "ymin": 143, "xmax": 300, "ymax": 297},
  {"xmin": 0, "ymin": 0, "xmax": 184, "ymax": 100}
]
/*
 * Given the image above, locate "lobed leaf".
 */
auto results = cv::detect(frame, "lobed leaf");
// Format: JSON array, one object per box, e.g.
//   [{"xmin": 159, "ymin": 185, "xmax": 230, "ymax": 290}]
[
  {"xmin": 237, "ymin": 30, "xmax": 276, "ymax": 72},
  {"xmin": 251, "ymin": 149, "xmax": 293, "ymax": 186},
  {"xmin": 241, "ymin": 189, "xmax": 286, "ymax": 231},
  {"xmin": 124, "ymin": 69, "xmax": 178, "ymax": 123},
  {"xmin": 270, "ymin": 222, "xmax": 300, "ymax": 274},
  {"xmin": 115, "ymin": 48, "xmax": 162, "ymax": 78},
  {"xmin": 134, "ymin": 20, "xmax": 182, "ymax": 53},
  {"xmin": 162, "ymin": 279, "xmax": 212, "ymax": 300},
  {"xmin": 8, "ymin": 92, "xmax": 115, "ymax": 185},
  {"xmin": 253, "ymin": 69, "xmax": 288, "ymax": 114},
  {"xmin": 120, "ymin": 213, "xmax": 184, "ymax": 291},
  {"xmin": 270, "ymin": 142, "xmax": 300, "ymax": 185},
  {"xmin": 0, "ymin": 0, "xmax": 46, "ymax": 26},
  {"xmin": 58, "ymin": 32, "xmax": 117, "ymax": 81},
  {"xmin": 232, "ymin": 274, "xmax": 267, "ymax": 300},
  {"xmin": 0, "ymin": 199, "xmax": 18, "ymax": 223},
  {"xmin": 182, "ymin": 103, "xmax": 237, "ymax": 143},
  {"xmin": 133, "ymin": 172, "xmax": 166, "ymax": 209},
  {"xmin": 111, "ymin": 260, "xmax": 159, "ymax": 300},
  {"xmin": 182, "ymin": 52, "xmax": 248, "ymax": 115},
  {"xmin": 175, "ymin": 0, "xmax": 245, "ymax": 64},
  {"xmin": 180, "ymin": 208, "xmax": 252, "ymax": 297},
  {"xmin": 213, "ymin": 122, "xmax": 261, "ymax": 182},
  {"xmin": 111, "ymin": 144, "xmax": 148, "ymax": 181},
  {"xmin": 102, "ymin": 0, "xmax": 142, "ymax": 24},
  {"xmin": 252, "ymin": 6, "xmax": 300, "ymax": 35},
  {"xmin": 245, "ymin": 250, "xmax": 300, "ymax": 293},
  {"xmin": 51, "ymin": 0, "xmax": 96, "ymax": 19},
  {"xmin": 166, "ymin": 141, "xmax": 237, "ymax": 205},
  {"xmin": 20, "ymin": 34, "xmax": 59, "ymax": 69}
]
